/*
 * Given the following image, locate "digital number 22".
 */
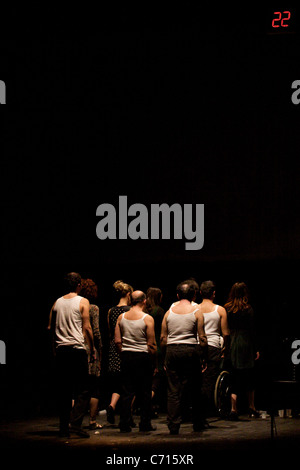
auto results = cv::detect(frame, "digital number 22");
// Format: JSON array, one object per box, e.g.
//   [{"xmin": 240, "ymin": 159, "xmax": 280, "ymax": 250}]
[{"xmin": 272, "ymin": 11, "xmax": 291, "ymax": 28}]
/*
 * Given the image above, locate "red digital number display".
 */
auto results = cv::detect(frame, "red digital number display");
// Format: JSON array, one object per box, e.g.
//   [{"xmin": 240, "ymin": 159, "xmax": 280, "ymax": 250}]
[{"xmin": 272, "ymin": 10, "xmax": 291, "ymax": 28}]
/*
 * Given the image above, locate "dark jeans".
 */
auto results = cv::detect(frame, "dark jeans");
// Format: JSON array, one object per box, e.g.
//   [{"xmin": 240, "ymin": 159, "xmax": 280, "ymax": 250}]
[
  {"xmin": 55, "ymin": 346, "xmax": 90, "ymax": 432},
  {"xmin": 165, "ymin": 344, "xmax": 204, "ymax": 432},
  {"xmin": 201, "ymin": 345, "xmax": 222, "ymax": 415},
  {"xmin": 119, "ymin": 351, "xmax": 152, "ymax": 430}
]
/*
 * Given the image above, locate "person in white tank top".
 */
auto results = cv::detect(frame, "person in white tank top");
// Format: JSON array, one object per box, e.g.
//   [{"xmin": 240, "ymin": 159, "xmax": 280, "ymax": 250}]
[
  {"xmin": 115, "ymin": 290, "xmax": 157, "ymax": 433},
  {"xmin": 169, "ymin": 278, "xmax": 199, "ymax": 310},
  {"xmin": 160, "ymin": 281, "xmax": 207, "ymax": 434},
  {"xmin": 48, "ymin": 272, "xmax": 94, "ymax": 438},
  {"xmin": 198, "ymin": 280, "xmax": 230, "ymax": 416}
]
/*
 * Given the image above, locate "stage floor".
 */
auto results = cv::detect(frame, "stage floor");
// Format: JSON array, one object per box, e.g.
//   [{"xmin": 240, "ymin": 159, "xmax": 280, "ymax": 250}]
[{"xmin": 1, "ymin": 412, "xmax": 300, "ymax": 464}]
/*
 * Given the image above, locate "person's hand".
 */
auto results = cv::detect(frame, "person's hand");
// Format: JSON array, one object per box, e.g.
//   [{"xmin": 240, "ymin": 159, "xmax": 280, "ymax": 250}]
[
  {"xmin": 89, "ymin": 347, "xmax": 97, "ymax": 363},
  {"xmin": 221, "ymin": 346, "xmax": 229, "ymax": 359}
]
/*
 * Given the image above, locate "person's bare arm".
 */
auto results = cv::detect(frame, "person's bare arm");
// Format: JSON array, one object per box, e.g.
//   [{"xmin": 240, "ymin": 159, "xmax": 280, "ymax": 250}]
[
  {"xmin": 196, "ymin": 311, "xmax": 208, "ymax": 371},
  {"xmin": 47, "ymin": 301, "xmax": 57, "ymax": 356},
  {"xmin": 196, "ymin": 311, "xmax": 207, "ymax": 349},
  {"xmin": 218, "ymin": 306, "xmax": 230, "ymax": 357},
  {"xmin": 47, "ymin": 301, "xmax": 56, "ymax": 330},
  {"xmin": 114, "ymin": 314, "xmax": 123, "ymax": 354},
  {"xmin": 160, "ymin": 311, "xmax": 169, "ymax": 351},
  {"xmin": 145, "ymin": 315, "xmax": 157, "ymax": 355},
  {"xmin": 80, "ymin": 298, "xmax": 94, "ymax": 353}
]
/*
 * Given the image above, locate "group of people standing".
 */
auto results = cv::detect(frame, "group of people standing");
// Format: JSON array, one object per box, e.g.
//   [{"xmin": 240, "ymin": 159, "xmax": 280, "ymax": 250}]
[{"xmin": 48, "ymin": 273, "xmax": 259, "ymax": 438}]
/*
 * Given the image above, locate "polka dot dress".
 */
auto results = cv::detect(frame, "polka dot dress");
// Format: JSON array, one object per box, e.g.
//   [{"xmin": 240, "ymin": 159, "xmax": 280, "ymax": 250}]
[{"xmin": 108, "ymin": 305, "xmax": 130, "ymax": 373}]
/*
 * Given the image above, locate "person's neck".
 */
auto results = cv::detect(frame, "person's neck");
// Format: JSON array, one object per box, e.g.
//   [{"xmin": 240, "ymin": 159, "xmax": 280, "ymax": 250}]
[
  {"xmin": 201, "ymin": 298, "xmax": 214, "ymax": 305},
  {"xmin": 178, "ymin": 299, "xmax": 192, "ymax": 305},
  {"xmin": 130, "ymin": 305, "xmax": 144, "ymax": 314},
  {"xmin": 64, "ymin": 292, "xmax": 77, "ymax": 298},
  {"xmin": 118, "ymin": 298, "xmax": 128, "ymax": 307}
]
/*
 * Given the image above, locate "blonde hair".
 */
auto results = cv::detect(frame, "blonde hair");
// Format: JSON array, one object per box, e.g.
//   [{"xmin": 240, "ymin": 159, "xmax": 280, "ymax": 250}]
[{"xmin": 113, "ymin": 280, "xmax": 133, "ymax": 299}]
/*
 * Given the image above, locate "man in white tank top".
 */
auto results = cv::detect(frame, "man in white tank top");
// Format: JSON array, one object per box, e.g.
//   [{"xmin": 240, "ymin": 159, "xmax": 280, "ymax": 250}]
[
  {"xmin": 160, "ymin": 281, "xmax": 207, "ymax": 434},
  {"xmin": 115, "ymin": 291, "xmax": 157, "ymax": 433},
  {"xmin": 198, "ymin": 280, "xmax": 230, "ymax": 416},
  {"xmin": 48, "ymin": 272, "xmax": 94, "ymax": 438}
]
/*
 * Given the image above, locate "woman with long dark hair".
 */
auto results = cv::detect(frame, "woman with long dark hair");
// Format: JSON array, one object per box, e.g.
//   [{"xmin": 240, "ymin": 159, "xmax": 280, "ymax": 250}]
[
  {"xmin": 146, "ymin": 287, "xmax": 166, "ymax": 414},
  {"xmin": 224, "ymin": 282, "xmax": 260, "ymax": 420}
]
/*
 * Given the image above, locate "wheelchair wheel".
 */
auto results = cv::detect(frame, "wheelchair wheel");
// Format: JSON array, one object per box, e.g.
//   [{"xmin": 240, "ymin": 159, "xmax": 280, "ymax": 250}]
[{"xmin": 214, "ymin": 370, "xmax": 231, "ymax": 418}]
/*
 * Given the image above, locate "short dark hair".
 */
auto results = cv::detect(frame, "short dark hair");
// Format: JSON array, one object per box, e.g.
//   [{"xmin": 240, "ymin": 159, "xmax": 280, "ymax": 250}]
[
  {"xmin": 184, "ymin": 278, "xmax": 199, "ymax": 292},
  {"xmin": 131, "ymin": 291, "xmax": 146, "ymax": 305},
  {"xmin": 200, "ymin": 280, "xmax": 215, "ymax": 299},
  {"xmin": 63, "ymin": 272, "xmax": 81, "ymax": 292},
  {"xmin": 176, "ymin": 281, "xmax": 196, "ymax": 301}
]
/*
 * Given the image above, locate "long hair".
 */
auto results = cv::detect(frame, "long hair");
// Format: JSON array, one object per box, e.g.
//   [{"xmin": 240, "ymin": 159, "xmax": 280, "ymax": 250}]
[
  {"xmin": 146, "ymin": 287, "xmax": 162, "ymax": 310},
  {"xmin": 224, "ymin": 282, "xmax": 249, "ymax": 314}
]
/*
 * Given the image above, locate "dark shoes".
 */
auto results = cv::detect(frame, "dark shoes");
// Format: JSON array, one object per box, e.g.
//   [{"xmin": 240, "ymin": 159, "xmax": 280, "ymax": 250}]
[
  {"xmin": 120, "ymin": 426, "xmax": 132, "ymax": 433},
  {"xmin": 120, "ymin": 420, "xmax": 156, "ymax": 433},
  {"xmin": 249, "ymin": 408, "xmax": 260, "ymax": 418},
  {"xmin": 58, "ymin": 429, "xmax": 70, "ymax": 438},
  {"xmin": 169, "ymin": 428, "xmax": 179, "ymax": 435},
  {"xmin": 59, "ymin": 425, "xmax": 90, "ymax": 439},
  {"xmin": 193, "ymin": 419, "xmax": 210, "ymax": 432},
  {"xmin": 119, "ymin": 416, "xmax": 137, "ymax": 433},
  {"xmin": 106, "ymin": 405, "xmax": 115, "ymax": 424},
  {"xmin": 227, "ymin": 409, "xmax": 260, "ymax": 420},
  {"xmin": 69, "ymin": 426, "xmax": 90, "ymax": 438},
  {"xmin": 129, "ymin": 419, "xmax": 137, "ymax": 428},
  {"xmin": 139, "ymin": 424, "xmax": 157, "ymax": 432},
  {"xmin": 89, "ymin": 422, "xmax": 103, "ymax": 430},
  {"xmin": 228, "ymin": 411, "xmax": 239, "ymax": 421}
]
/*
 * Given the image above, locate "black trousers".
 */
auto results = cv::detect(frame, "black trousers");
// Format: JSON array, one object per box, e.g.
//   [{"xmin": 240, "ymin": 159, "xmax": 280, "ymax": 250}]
[
  {"xmin": 165, "ymin": 344, "xmax": 204, "ymax": 432},
  {"xmin": 201, "ymin": 345, "xmax": 222, "ymax": 415},
  {"xmin": 119, "ymin": 351, "xmax": 152, "ymax": 430},
  {"xmin": 55, "ymin": 346, "xmax": 90, "ymax": 432}
]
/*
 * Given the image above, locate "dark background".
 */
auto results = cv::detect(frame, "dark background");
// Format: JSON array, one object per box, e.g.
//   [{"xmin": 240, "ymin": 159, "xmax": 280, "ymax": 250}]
[{"xmin": 0, "ymin": 5, "xmax": 299, "ymax": 417}]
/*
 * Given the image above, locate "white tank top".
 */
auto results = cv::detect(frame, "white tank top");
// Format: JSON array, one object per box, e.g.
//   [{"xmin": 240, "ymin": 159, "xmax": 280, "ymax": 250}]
[
  {"xmin": 55, "ymin": 295, "xmax": 86, "ymax": 350},
  {"xmin": 120, "ymin": 313, "xmax": 149, "ymax": 353},
  {"xmin": 166, "ymin": 307, "xmax": 198, "ymax": 345},
  {"xmin": 202, "ymin": 305, "xmax": 222, "ymax": 349}
]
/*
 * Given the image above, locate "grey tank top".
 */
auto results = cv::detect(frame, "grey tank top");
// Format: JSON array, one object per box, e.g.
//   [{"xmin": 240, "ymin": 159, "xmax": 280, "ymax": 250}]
[
  {"xmin": 203, "ymin": 305, "xmax": 222, "ymax": 348},
  {"xmin": 120, "ymin": 312, "xmax": 149, "ymax": 353},
  {"xmin": 166, "ymin": 307, "xmax": 199, "ymax": 345},
  {"xmin": 55, "ymin": 295, "xmax": 86, "ymax": 350}
]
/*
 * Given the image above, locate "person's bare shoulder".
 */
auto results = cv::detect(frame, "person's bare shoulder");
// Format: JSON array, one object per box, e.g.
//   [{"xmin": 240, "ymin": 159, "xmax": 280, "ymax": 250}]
[
  {"xmin": 217, "ymin": 305, "xmax": 227, "ymax": 316},
  {"xmin": 79, "ymin": 296, "xmax": 90, "ymax": 310},
  {"xmin": 145, "ymin": 313, "xmax": 154, "ymax": 324}
]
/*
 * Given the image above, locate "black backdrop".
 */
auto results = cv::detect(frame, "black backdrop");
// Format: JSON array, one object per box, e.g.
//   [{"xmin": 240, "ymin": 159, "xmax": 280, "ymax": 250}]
[{"xmin": 0, "ymin": 5, "xmax": 299, "ymax": 417}]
